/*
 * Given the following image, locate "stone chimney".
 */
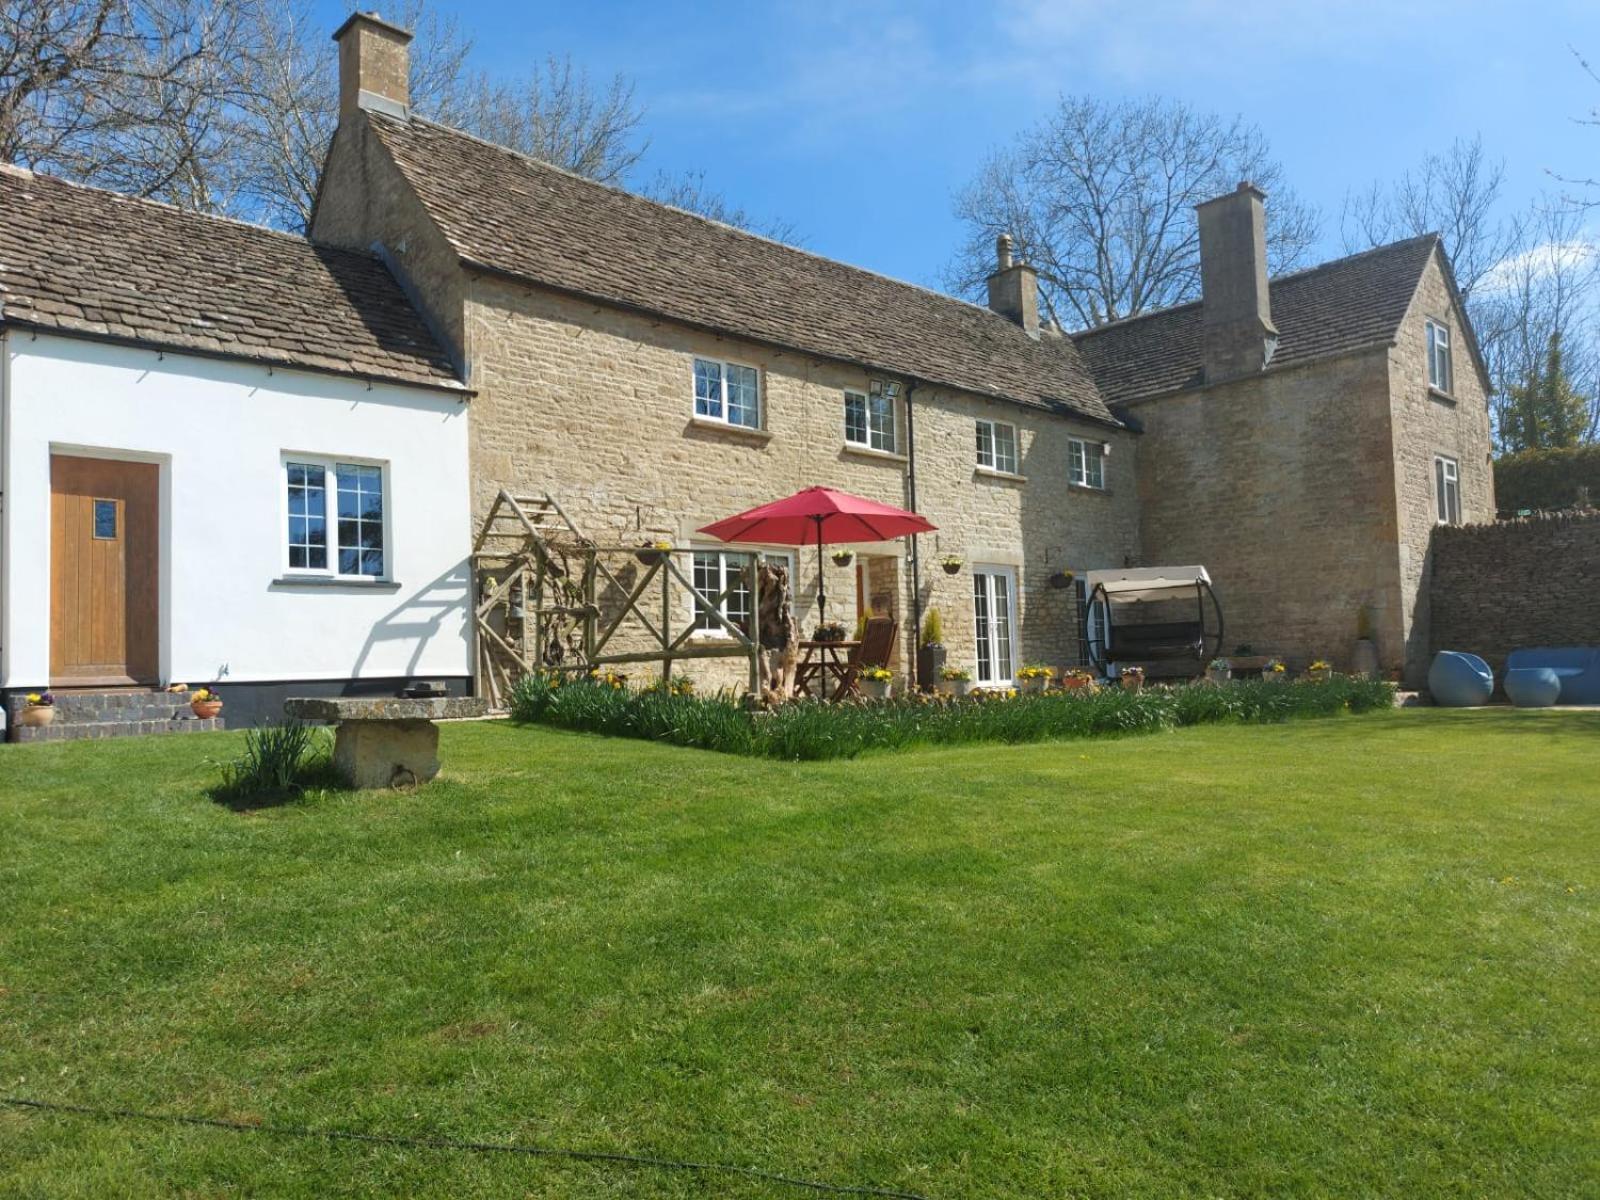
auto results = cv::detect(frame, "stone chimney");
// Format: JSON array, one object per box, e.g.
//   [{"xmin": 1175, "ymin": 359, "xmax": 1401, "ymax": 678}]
[
  {"xmin": 987, "ymin": 233, "xmax": 1040, "ymax": 338},
  {"xmin": 1196, "ymin": 182, "xmax": 1278, "ymax": 382},
  {"xmin": 333, "ymin": 12, "xmax": 413, "ymax": 121}
]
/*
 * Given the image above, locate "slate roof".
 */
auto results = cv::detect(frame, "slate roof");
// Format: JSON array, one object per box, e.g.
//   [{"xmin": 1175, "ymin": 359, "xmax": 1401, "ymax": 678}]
[
  {"xmin": 1072, "ymin": 235, "xmax": 1440, "ymax": 405},
  {"xmin": 363, "ymin": 112, "xmax": 1122, "ymax": 427},
  {"xmin": 0, "ymin": 165, "xmax": 460, "ymax": 390}
]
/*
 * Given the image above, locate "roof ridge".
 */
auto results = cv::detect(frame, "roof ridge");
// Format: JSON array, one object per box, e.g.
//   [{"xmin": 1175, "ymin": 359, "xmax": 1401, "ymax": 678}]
[
  {"xmin": 392, "ymin": 112, "xmax": 1010, "ymax": 324},
  {"xmin": 1073, "ymin": 233, "xmax": 1441, "ymax": 341},
  {"xmin": 0, "ymin": 165, "xmax": 376, "ymax": 260}
]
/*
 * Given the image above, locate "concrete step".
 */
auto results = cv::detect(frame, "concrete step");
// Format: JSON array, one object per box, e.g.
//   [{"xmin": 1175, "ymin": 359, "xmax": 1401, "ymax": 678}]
[
  {"xmin": 11, "ymin": 716, "xmax": 225, "ymax": 743},
  {"xmin": 5, "ymin": 689, "xmax": 227, "ymax": 743}
]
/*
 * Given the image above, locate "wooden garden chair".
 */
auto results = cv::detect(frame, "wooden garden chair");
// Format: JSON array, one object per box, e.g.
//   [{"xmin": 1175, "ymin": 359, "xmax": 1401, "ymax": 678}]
[{"xmin": 834, "ymin": 616, "xmax": 897, "ymax": 701}]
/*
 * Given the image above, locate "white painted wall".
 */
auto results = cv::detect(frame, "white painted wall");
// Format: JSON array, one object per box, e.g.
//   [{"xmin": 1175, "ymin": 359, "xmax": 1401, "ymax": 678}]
[{"xmin": 2, "ymin": 333, "xmax": 472, "ymax": 688}]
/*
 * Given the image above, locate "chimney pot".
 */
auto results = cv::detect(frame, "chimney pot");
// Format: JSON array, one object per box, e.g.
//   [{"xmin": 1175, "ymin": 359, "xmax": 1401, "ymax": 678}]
[
  {"xmin": 333, "ymin": 11, "xmax": 414, "ymax": 122},
  {"xmin": 1195, "ymin": 181, "xmax": 1277, "ymax": 383},
  {"xmin": 987, "ymin": 233, "xmax": 1039, "ymax": 338}
]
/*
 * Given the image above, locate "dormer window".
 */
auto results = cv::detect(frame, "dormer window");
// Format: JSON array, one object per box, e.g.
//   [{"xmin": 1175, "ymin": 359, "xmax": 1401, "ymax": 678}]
[{"xmin": 1426, "ymin": 320, "xmax": 1453, "ymax": 395}]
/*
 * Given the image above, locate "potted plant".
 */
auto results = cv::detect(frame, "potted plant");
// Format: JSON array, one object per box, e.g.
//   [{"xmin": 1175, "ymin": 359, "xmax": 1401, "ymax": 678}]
[
  {"xmin": 860, "ymin": 666, "xmax": 892, "ymax": 700},
  {"xmin": 190, "ymin": 687, "xmax": 223, "ymax": 719},
  {"xmin": 830, "ymin": 548, "xmax": 855, "ymax": 567},
  {"xmin": 1017, "ymin": 663, "xmax": 1054, "ymax": 693},
  {"xmin": 635, "ymin": 538, "xmax": 672, "ymax": 566},
  {"xmin": 1306, "ymin": 660, "xmax": 1333, "ymax": 682},
  {"xmin": 1117, "ymin": 664, "xmax": 1145, "ymax": 692},
  {"xmin": 939, "ymin": 554, "xmax": 963, "ymax": 575},
  {"xmin": 20, "ymin": 691, "xmax": 55, "ymax": 728},
  {"xmin": 1261, "ymin": 659, "xmax": 1287, "ymax": 681},
  {"xmin": 1205, "ymin": 657, "xmax": 1231, "ymax": 685},
  {"xmin": 813, "ymin": 620, "xmax": 848, "ymax": 643},
  {"xmin": 1061, "ymin": 668, "xmax": 1097, "ymax": 692},
  {"xmin": 939, "ymin": 666, "xmax": 973, "ymax": 697},
  {"xmin": 917, "ymin": 608, "xmax": 946, "ymax": 690},
  {"xmin": 1048, "ymin": 569, "xmax": 1075, "ymax": 589}
]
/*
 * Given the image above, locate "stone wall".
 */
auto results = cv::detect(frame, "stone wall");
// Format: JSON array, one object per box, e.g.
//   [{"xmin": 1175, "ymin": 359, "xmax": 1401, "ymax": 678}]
[
  {"xmin": 1131, "ymin": 347, "xmax": 1400, "ymax": 674},
  {"xmin": 1429, "ymin": 509, "xmax": 1600, "ymax": 673},
  {"xmin": 463, "ymin": 275, "xmax": 1141, "ymax": 690},
  {"xmin": 1386, "ymin": 250, "xmax": 1496, "ymax": 682}
]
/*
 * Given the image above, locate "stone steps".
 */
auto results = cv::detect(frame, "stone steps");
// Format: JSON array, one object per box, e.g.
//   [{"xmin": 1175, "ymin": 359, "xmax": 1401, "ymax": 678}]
[{"xmin": 5, "ymin": 690, "xmax": 227, "ymax": 743}]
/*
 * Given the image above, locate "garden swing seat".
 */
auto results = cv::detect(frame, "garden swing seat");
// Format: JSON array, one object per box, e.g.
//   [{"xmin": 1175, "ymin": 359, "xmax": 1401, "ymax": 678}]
[{"xmin": 1082, "ymin": 566, "xmax": 1224, "ymax": 678}]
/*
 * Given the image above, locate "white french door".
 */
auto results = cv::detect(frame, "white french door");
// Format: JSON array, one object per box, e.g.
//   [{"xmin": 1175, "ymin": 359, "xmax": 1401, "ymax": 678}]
[{"xmin": 972, "ymin": 565, "xmax": 1018, "ymax": 686}]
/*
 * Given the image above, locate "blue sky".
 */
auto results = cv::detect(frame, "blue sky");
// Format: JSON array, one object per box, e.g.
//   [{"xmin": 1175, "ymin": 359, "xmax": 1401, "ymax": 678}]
[{"xmin": 352, "ymin": 1, "xmax": 1600, "ymax": 289}]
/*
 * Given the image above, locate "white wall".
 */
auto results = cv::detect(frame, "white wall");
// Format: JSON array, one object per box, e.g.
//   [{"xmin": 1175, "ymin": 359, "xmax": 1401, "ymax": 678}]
[{"xmin": 2, "ymin": 333, "xmax": 472, "ymax": 688}]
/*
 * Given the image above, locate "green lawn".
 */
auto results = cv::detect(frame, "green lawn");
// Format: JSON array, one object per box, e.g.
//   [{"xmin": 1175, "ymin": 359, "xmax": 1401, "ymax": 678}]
[{"xmin": 1, "ymin": 710, "xmax": 1596, "ymax": 1198}]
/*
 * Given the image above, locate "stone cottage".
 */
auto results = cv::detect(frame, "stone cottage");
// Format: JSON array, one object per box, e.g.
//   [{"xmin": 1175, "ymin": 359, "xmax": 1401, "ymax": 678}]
[{"xmin": 310, "ymin": 13, "xmax": 1491, "ymax": 690}]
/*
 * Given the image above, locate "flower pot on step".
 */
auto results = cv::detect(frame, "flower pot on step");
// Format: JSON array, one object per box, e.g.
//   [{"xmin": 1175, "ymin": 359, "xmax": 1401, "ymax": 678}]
[
  {"xmin": 20, "ymin": 705, "xmax": 55, "ymax": 728},
  {"xmin": 191, "ymin": 699, "xmax": 223, "ymax": 719}
]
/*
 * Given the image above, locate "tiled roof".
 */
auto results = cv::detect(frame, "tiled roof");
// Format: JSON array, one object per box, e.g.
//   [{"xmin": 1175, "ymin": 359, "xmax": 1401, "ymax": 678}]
[
  {"xmin": 1073, "ymin": 235, "xmax": 1440, "ymax": 404},
  {"xmin": 364, "ymin": 112, "xmax": 1123, "ymax": 427},
  {"xmin": 0, "ymin": 166, "xmax": 460, "ymax": 390}
]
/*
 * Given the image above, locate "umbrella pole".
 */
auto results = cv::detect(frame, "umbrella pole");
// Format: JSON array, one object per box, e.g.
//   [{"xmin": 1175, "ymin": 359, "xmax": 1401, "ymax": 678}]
[{"xmin": 815, "ymin": 515, "xmax": 826, "ymax": 624}]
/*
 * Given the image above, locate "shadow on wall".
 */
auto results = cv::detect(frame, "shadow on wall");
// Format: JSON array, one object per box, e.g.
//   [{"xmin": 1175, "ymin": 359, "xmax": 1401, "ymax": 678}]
[{"xmin": 349, "ymin": 561, "xmax": 473, "ymax": 683}]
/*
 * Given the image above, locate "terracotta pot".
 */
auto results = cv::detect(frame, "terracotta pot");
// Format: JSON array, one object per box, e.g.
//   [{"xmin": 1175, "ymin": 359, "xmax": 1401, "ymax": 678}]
[
  {"xmin": 20, "ymin": 704, "xmax": 55, "ymax": 728},
  {"xmin": 191, "ymin": 698, "xmax": 223, "ymax": 719},
  {"xmin": 1061, "ymin": 675, "xmax": 1094, "ymax": 692},
  {"xmin": 1119, "ymin": 673, "xmax": 1144, "ymax": 692}
]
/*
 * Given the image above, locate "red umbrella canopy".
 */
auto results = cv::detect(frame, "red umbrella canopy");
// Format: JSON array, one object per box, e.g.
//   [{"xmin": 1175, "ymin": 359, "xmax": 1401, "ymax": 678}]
[{"xmin": 698, "ymin": 486, "xmax": 936, "ymax": 545}]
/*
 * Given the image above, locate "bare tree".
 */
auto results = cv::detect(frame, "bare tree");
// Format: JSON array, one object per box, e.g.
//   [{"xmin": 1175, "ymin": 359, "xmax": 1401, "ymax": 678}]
[
  {"xmin": 0, "ymin": 0, "xmax": 242, "ymax": 202},
  {"xmin": 640, "ymin": 168, "xmax": 803, "ymax": 245},
  {"xmin": 1474, "ymin": 203, "xmax": 1600, "ymax": 449},
  {"xmin": 944, "ymin": 96, "xmax": 1321, "ymax": 330},
  {"xmin": 1339, "ymin": 135, "xmax": 1520, "ymax": 302},
  {"xmin": 3, "ymin": 0, "xmax": 650, "ymax": 231}
]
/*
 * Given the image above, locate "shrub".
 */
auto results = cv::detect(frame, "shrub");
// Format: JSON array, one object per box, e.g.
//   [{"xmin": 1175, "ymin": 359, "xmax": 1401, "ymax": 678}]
[
  {"xmin": 214, "ymin": 720, "xmax": 332, "ymax": 803},
  {"xmin": 509, "ymin": 672, "xmax": 1396, "ymax": 762},
  {"xmin": 921, "ymin": 608, "xmax": 944, "ymax": 646},
  {"xmin": 1494, "ymin": 445, "xmax": 1600, "ymax": 513}
]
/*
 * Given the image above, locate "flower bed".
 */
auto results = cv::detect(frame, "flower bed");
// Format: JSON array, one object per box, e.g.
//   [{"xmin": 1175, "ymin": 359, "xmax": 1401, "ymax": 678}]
[{"xmin": 509, "ymin": 673, "xmax": 1396, "ymax": 762}]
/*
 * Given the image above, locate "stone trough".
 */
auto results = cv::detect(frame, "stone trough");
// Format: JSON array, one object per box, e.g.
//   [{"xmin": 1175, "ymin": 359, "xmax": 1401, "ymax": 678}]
[{"xmin": 283, "ymin": 696, "xmax": 488, "ymax": 789}]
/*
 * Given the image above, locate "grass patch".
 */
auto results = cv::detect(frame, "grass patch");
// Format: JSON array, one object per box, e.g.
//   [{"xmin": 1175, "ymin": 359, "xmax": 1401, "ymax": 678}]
[
  {"xmin": 509, "ymin": 673, "xmax": 1397, "ymax": 760},
  {"xmin": 1, "ymin": 711, "xmax": 1595, "ymax": 1197}
]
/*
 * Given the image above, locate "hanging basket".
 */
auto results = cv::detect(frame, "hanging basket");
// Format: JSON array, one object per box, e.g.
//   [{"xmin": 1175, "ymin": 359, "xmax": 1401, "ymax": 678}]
[
  {"xmin": 940, "ymin": 559, "xmax": 963, "ymax": 575},
  {"xmin": 1049, "ymin": 570, "xmax": 1075, "ymax": 589},
  {"xmin": 830, "ymin": 550, "xmax": 855, "ymax": 567}
]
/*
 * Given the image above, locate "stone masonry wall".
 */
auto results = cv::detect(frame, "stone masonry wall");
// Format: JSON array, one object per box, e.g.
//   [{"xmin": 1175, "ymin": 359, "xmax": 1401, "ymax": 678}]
[
  {"xmin": 1429, "ymin": 509, "xmax": 1600, "ymax": 674},
  {"xmin": 464, "ymin": 276, "xmax": 1140, "ymax": 690},
  {"xmin": 1386, "ymin": 250, "xmax": 1496, "ymax": 682},
  {"xmin": 1132, "ymin": 347, "xmax": 1400, "ymax": 674}
]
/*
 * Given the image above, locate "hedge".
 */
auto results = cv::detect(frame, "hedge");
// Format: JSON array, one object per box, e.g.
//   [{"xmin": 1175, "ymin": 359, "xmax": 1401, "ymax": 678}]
[{"xmin": 1494, "ymin": 445, "xmax": 1600, "ymax": 514}]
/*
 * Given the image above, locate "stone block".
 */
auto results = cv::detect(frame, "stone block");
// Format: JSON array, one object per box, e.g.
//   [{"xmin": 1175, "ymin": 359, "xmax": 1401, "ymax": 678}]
[{"xmin": 331, "ymin": 718, "xmax": 441, "ymax": 790}]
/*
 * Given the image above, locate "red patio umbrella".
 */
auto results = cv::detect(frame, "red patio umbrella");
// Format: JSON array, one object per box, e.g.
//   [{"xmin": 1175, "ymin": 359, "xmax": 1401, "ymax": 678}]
[{"xmin": 698, "ymin": 486, "xmax": 936, "ymax": 623}]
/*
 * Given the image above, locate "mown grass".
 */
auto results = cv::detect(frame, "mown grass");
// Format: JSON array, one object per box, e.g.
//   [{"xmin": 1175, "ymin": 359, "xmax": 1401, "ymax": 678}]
[
  {"xmin": 509, "ymin": 673, "xmax": 1397, "ymax": 760},
  {"xmin": 1, "ymin": 710, "xmax": 1596, "ymax": 1198}
]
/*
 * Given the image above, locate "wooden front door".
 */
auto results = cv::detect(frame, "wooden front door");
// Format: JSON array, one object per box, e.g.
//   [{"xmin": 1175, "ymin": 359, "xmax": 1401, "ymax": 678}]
[{"xmin": 50, "ymin": 455, "xmax": 160, "ymax": 685}]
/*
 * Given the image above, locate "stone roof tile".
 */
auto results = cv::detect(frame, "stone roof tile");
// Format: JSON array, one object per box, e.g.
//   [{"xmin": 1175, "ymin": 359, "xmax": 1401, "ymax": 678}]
[{"xmin": 0, "ymin": 166, "xmax": 460, "ymax": 391}]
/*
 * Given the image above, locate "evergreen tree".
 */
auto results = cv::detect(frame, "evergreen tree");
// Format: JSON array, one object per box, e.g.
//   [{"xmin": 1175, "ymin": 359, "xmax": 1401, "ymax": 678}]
[{"xmin": 1502, "ymin": 332, "xmax": 1592, "ymax": 452}]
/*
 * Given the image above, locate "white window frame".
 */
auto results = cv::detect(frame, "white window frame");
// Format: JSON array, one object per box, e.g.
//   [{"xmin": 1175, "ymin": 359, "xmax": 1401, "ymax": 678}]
[
  {"xmin": 693, "ymin": 356, "xmax": 762, "ymax": 430},
  {"xmin": 281, "ymin": 453, "xmax": 392, "ymax": 581},
  {"xmin": 1434, "ymin": 455, "xmax": 1461, "ymax": 526},
  {"xmin": 1068, "ymin": 437, "xmax": 1105, "ymax": 489},
  {"xmin": 976, "ymin": 418, "xmax": 1019, "ymax": 475},
  {"xmin": 1426, "ymin": 319, "xmax": 1453, "ymax": 394},
  {"xmin": 689, "ymin": 547, "xmax": 795, "ymax": 638},
  {"xmin": 843, "ymin": 388, "xmax": 897, "ymax": 454},
  {"xmin": 972, "ymin": 564, "xmax": 1019, "ymax": 686}
]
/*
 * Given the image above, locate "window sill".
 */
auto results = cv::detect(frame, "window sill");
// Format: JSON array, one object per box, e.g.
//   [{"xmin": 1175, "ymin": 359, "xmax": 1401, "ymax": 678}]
[
  {"xmin": 688, "ymin": 416, "xmax": 773, "ymax": 443},
  {"xmin": 841, "ymin": 443, "xmax": 908, "ymax": 464},
  {"xmin": 975, "ymin": 466, "xmax": 1027, "ymax": 484},
  {"xmin": 1067, "ymin": 483, "xmax": 1112, "ymax": 497},
  {"xmin": 1427, "ymin": 386, "xmax": 1457, "ymax": 406},
  {"xmin": 271, "ymin": 576, "xmax": 401, "ymax": 591}
]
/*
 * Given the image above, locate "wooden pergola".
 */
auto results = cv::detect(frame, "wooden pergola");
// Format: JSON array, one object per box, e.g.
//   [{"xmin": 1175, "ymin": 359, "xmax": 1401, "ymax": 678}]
[{"xmin": 470, "ymin": 490, "xmax": 765, "ymax": 707}]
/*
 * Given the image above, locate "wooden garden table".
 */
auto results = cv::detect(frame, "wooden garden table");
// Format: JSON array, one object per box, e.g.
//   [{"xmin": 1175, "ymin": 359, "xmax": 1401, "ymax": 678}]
[{"xmin": 795, "ymin": 639, "xmax": 859, "ymax": 702}]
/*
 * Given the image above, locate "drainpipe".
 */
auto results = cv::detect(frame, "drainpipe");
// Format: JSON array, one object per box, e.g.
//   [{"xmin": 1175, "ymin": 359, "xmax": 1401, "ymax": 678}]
[{"xmin": 903, "ymin": 380, "xmax": 923, "ymax": 683}]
